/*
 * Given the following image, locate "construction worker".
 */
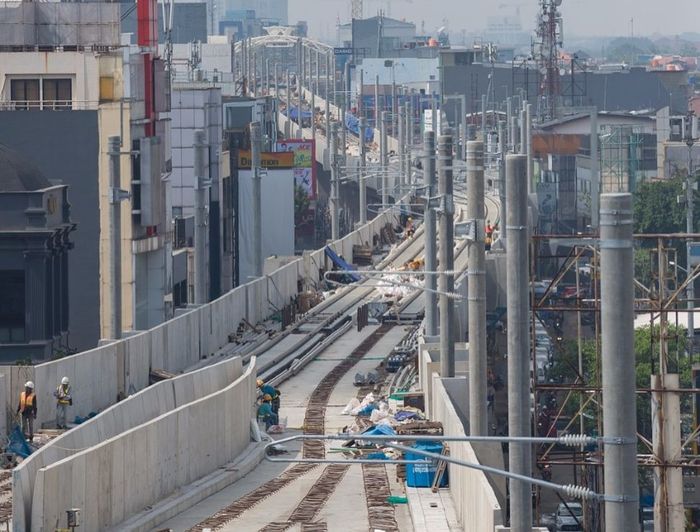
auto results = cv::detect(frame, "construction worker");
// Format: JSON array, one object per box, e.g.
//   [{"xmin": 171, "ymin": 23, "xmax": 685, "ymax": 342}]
[
  {"xmin": 257, "ymin": 379, "xmax": 281, "ymax": 415},
  {"xmin": 405, "ymin": 217, "xmax": 415, "ymax": 238},
  {"xmin": 17, "ymin": 381, "xmax": 37, "ymax": 441},
  {"xmin": 257, "ymin": 394, "xmax": 278, "ymax": 430},
  {"xmin": 54, "ymin": 376, "xmax": 72, "ymax": 429}
]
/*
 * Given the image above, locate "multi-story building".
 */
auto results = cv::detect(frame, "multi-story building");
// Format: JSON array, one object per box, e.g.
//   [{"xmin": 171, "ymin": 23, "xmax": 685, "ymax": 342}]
[
  {"xmin": 0, "ymin": 1, "xmax": 172, "ymax": 350},
  {"xmin": 0, "ymin": 145, "xmax": 76, "ymax": 362}
]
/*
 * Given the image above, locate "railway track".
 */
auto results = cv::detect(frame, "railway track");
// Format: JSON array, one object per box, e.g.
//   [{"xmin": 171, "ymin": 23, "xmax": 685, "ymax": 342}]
[{"xmin": 188, "ymin": 325, "xmax": 393, "ymax": 531}]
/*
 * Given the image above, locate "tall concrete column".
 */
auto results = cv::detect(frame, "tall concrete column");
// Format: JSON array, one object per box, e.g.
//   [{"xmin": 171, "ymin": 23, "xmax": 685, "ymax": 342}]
[
  {"xmin": 526, "ymin": 103, "xmax": 533, "ymax": 194},
  {"xmin": 330, "ymin": 122, "xmax": 340, "ymax": 240},
  {"xmin": 519, "ymin": 106, "xmax": 527, "ymax": 156},
  {"xmin": 498, "ymin": 120, "xmax": 507, "ymax": 244},
  {"xmin": 424, "ymin": 131, "xmax": 438, "ymax": 337},
  {"xmin": 467, "ymin": 140, "xmax": 487, "ymax": 436},
  {"xmin": 460, "ymin": 95, "xmax": 467, "ymax": 161},
  {"xmin": 250, "ymin": 122, "xmax": 263, "ymax": 277},
  {"xmin": 481, "ymin": 94, "xmax": 487, "ymax": 137},
  {"xmin": 381, "ymin": 111, "xmax": 389, "ymax": 207},
  {"xmin": 506, "ymin": 96, "xmax": 513, "ymax": 149},
  {"xmin": 438, "ymin": 134, "xmax": 455, "ymax": 377},
  {"xmin": 108, "ymin": 135, "xmax": 122, "ymax": 339},
  {"xmin": 374, "ymin": 74, "xmax": 380, "ymax": 126},
  {"xmin": 600, "ymin": 193, "xmax": 640, "ymax": 531},
  {"xmin": 505, "ymin": 154, "xmax": 531, "ymax": 531},
  {"xmin": 590, "ymin": 109, "xmax": 600, "ymax": 229},
  {"xmin": 194, "ymin": 130, "xmax": 209, "ymax": 303},
  {"xmin": 358, "ymin": 68, "xmax": 364, "ymax": 119},
  {"xmin": 398, "ymin": 104, "xmax": 405, "ymax": 198},
  {"xmin": 311, "ymin": 82, "xmax": 316, "ymax": 141},
  {"xmin": 359, "ymin": 117, "xmax": 367, "ymax": 224},
  {"xmin": 405, "ymin": 100, "xmax": 412, "ymax": 186},
  {"xmin": 511, "ymin": 115, "xmax": 519, "ymax": 154}
]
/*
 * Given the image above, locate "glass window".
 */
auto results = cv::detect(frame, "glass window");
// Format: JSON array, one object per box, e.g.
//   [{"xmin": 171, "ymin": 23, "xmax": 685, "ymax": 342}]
[
  {"xmin": 42, "ymin": 78, "xmax": 72, "ymax": 109},
  {"xmin": 10, "ymin": 79, "xmax": 40, "ymax": 109}
]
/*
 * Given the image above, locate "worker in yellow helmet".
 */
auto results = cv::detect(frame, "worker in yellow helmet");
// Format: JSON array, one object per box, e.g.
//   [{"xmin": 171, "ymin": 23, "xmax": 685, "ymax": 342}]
[
  {"xmin": 256, "ymin": 378, "xmax": 281, "ymax": 414},
  {"xmin": 257, "ymin": 394, "xmax": 279, "ymax": 430}
]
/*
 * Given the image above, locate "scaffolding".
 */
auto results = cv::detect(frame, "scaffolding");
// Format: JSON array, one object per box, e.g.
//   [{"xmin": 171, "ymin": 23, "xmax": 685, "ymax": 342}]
[
  {"xmin": 599, "ymin": 124, "xmax": 643, "ymax": 193},
  {"xmin": 530, "ymin": 232, "xmax": 700, "ymax": 530},
  {"xmin": 0, "ymin": 2, "xmax": 120, "ymax": 50}
]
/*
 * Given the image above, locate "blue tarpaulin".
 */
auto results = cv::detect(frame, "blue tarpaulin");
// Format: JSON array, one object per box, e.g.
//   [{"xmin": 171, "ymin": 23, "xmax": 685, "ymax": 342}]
[
  {"xmin": 324, "ymin": 246, "xmax": 361, "ymax": 282},
  {"xmin": 286, "ymin": 108, "xmax": 313, "ymax": 121},
  {"xmin": 345, "ymin": 112, "xmax": 374, "ymax": 143},
  {"xmin": 7, "ymin": 425, "xmax": 32, "ymax": 458}
]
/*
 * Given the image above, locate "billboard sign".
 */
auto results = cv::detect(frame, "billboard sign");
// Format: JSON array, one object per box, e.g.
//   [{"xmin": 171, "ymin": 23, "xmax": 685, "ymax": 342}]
[{"xmin": 276, "ymin": 139, "xmax": 316, "ymax": 199}]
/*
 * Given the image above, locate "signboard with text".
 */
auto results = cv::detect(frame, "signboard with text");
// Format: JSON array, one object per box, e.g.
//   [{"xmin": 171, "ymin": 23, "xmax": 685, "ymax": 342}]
[{"xmin": 276, "ymin": 139, "xmax": 316, "ymax": 199}]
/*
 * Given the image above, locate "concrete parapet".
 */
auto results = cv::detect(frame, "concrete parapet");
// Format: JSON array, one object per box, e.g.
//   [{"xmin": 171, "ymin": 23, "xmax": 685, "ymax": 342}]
[
  {"xmin": 13, "ymin": 356, "xmax": 243, "ymax": 530},
  {"xmin": 29, "ymin": 359, "xmax": 256, "ymax": 531}
]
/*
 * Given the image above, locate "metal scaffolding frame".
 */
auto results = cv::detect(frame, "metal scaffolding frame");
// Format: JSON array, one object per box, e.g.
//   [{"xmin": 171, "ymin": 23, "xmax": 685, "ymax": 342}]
[{"xmin": 530, "ymin": 232, "xmax": 700, "ymax": 530}]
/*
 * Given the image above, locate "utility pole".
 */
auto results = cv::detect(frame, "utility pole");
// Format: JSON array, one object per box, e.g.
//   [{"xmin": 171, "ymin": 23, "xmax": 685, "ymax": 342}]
[
  {"xmin": 330, "ymin": 122, "xmax": 340, "ymax": 240},
  {"xmin": 498, "ymin": 120, "xmax": 507, "ymax": 245},
  {"xmin": 438, "ymin": 133, "xmax": 455, "ymax": 378},
  {"xmin": 505, "ymin": 154, "xmax": 532, "ymax": 531},
  {"xmin": 600, "ymin": 193, "xmax": 639, "ymax": 531},
  {"xmin": 358, "ymin": 67, "xmax": 364, "ymax": 120},
  {"xmin": 108, "ymin": 136, "xmax": 123, "ymax": 340},
  {"xmin": 311, "ymin": 81, "xmax": 316, "ymax": 141},
  {"xmin": 381, "ymin": 110, "xmax": 389, "ymax": 208},
  {"xmin": 424, "ymin": 130, "xmax": 438, "ymax": 337},
  {"xmin": 506, "ymin": 96, "xmax": 513, "ymax": 149},
  {"xmin": 398, "ymin": 103, "xmax": 405, "ymax": 198},
  {"xmin": 685, "ymin": 112, "xmax": 696, "ymax": 350},
  {"xmin": 194, "ymin": 130, "xmax": 211, "ymax": 303},
  {"xmin": 325, "ymin": 84, "xmax": 331, "ymax": 162},
  {"xmin": 286, "ymin": 70, "xmax": 291, "ymax": 137},
  {"xmin": 460, "ymin": 95, "xmax": 467, "ymax": 162},
  {"xmin": 590, "ymin": 108, "xmax": 600, "ymax": 229},
  {"xmin": 520, "ymin": 103, "xmax": 527, "ymax": 156},
  {"xmin": 481, "ymin": 94, "xmax": 487, "ymax": 137},
  {"xmin": 467, "ymin": 140, "xmax": 487, "ymax": 435},
  {"xmin": 405, "ymin": 99, "xmax": 412, "ymax": 186},
  {"xmin": 251, "ymin": 122, "xmax": 263, "ymax": 277},
  {"xmin": 526, "ymin": 103, "xmax": 533, "ymax": 194},
  {"xmin": 374, "ymin": 74, "xmax": 380, "ymax": 127},
  {"xmin": 359, "ymin": 117, "xmax": 367, "ymax": 224}
]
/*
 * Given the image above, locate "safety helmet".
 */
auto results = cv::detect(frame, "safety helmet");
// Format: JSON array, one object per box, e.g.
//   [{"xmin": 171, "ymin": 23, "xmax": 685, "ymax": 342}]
[
  {"xmin": 61, "ymin": 376, "xmax": 70, "ymax": 385},
  {"xmin": 256, "ymin": 378, "xmax": 264, "ymax": 387},
  {"xmin": 408, "ymin": 217, "xmax": 413, "ymax": 221},
  {"xmin": 25, "ymin": 381, "xmax": 34, "ymax": 389},
  {"xmin": 263, "ymin": 394, "xmax": 272, "ymax": 401}
]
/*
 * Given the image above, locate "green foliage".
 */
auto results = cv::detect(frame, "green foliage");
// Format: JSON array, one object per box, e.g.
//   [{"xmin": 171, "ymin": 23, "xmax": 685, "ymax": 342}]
[
  {"xmin": 633, "ymin": 177, "xmax": 686, "ymax": 235},
  {"xmin": 550, "ymin": 325, "xmax": 691, "ymax": 440}
]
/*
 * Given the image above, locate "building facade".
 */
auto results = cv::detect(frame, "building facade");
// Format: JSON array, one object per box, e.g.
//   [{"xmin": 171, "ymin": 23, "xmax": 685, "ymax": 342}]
[{"xmin": 0, "ymin": 145, "xmax": 76, "ymax": 362}]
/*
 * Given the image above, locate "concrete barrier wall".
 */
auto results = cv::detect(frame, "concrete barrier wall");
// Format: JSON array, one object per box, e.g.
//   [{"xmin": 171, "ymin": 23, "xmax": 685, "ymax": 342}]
[
  {"xmin": 13, "ymin": 356, "xmax": 243, "ymax": 531},
  {"xmin": 30, "ymin": 359, "xmax": 256, "ymax": 532},
  {"xmin": 429, "ymin": 373, "xmax": 504, "ymax": 531}
]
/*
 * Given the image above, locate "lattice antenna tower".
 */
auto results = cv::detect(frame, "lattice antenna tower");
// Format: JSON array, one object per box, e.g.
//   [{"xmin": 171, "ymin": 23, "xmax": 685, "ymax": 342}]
[
  {"xmin": 533, "ymin": 0, "xmax": 564, "ymax": 120},
  {"xmin": 351, "ymin": 0, "xmax": 363, "ymax": 20}
]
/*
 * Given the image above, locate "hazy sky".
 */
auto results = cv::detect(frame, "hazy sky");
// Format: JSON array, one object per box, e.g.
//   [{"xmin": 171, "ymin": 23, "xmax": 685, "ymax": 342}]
[{"xmin": 289, "ymin": 0, "xmax": 699, "ymax": 42}]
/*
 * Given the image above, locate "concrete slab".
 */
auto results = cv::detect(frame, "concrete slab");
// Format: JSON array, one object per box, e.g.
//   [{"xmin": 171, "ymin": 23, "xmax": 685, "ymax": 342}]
[{"xmin": 406, "ymin": 487, "xmax": 461, "ymax": 532}]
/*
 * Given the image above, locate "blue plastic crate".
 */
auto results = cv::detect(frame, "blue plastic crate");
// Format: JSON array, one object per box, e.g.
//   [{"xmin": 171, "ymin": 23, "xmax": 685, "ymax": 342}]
[{"xmin": 405, "ymin": 442, "xmax": 448, "ymax": 488}]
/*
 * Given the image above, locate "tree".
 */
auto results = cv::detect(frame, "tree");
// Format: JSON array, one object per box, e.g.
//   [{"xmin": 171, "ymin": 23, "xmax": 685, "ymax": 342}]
[
  {"xmin": 633, "ymin": 177, "xmax": 686, "ymax": 235},
  {"xmin": 548, "ymin": 325, "xmax": 691, "ymax": 441}
]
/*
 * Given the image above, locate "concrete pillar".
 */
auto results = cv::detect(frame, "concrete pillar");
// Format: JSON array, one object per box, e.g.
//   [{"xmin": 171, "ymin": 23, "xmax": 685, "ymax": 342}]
[
  {"xmin": 194, "ymin": 130, "xmax": 209, "ymax": 302},
  {"xmin": 359, "ymin": 117, "xmax": 367, "ymax": 224},
  {"xmin": 438, "ymin": 134, "xmax": 455, "ymax": 378},
  {"xmin": 381, "ymin": 111, "xmax": 389, "ymax": 207},
  {"xmin": 424, "ymin": 131, "xmax": 438, "ymax": 337},
  {"xmin": 108, "ymin": 135, "xmax": 122, "ymax": 339},
  {"xmin": 398, "ymin": 104, "xmax": 405, "ymax": 198},
  {"xmin": 250, "ymin": 122, "xmax": 263, "ymax": 277},
  {"xmin": 600, "ymin": 193, "xmax": 640, "ymax": 531},
  {"xmin": 590, "ymin": 109, "xmax": 600, "ymax": 229},
  {"xmin": 467, "ymin": 140, "xmax": 487, "ymax": 436},
  {"xmin": 526, "ymin": 103, "xmax": 533, "ymax": 194},
  {"xmin": 330, "ymin": 122, "xmax": 340, "ymax": 240},
  {"xmin": 505, "ymin": 154, "xmax": 531, "ymax": 531}
]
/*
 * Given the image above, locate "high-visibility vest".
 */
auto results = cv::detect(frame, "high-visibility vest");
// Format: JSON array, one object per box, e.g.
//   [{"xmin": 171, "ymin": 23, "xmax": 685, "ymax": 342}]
[
  {"xmin": 57, "ymin": 385, "xmax": 71, "ymax": 405},
  {"xmin": 20, "ymin": 392, "xmax": 35, "ymax": 413}
]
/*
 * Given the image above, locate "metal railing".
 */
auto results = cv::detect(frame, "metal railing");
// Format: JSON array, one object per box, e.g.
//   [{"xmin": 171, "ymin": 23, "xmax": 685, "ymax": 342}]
[{"xmin": 0, "ymin": 99, "xmax": 100, "ymax": 111}]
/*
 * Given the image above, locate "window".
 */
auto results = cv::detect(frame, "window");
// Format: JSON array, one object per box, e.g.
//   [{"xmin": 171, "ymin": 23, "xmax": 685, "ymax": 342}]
[
  {"xmin": 10, "ymin": 79, "xmax": 40, "ymax": 109},
  {"xmin": 42, "ymin": 78, "xmax": 72, "ymax": 109},
  {"xmin": 0, "ymin": 270, "xmax": 25, "ymax": 343}
]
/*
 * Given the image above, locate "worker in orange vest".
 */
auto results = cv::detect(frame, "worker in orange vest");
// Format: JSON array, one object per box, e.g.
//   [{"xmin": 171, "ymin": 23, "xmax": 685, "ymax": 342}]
[{"xmin": 17, "ymin": 381, "xmax": 37, "ymax": 441}]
